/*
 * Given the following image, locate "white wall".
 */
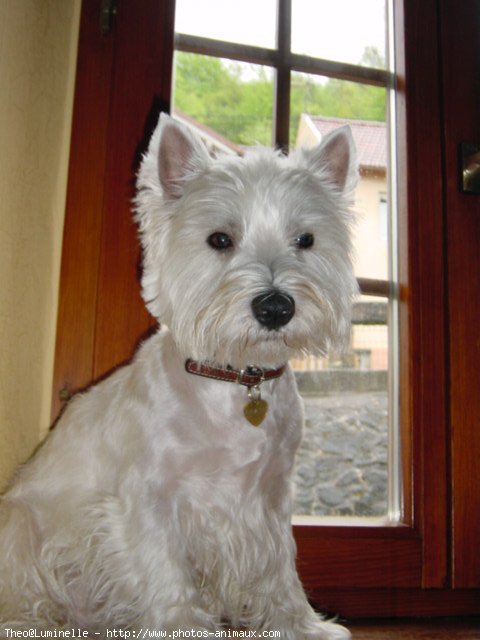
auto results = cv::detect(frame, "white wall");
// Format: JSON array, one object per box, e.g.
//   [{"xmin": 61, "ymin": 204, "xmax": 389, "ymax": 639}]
[{"xmin": 0, "ymin": 0, "xmax": 81, "ymax": 490}]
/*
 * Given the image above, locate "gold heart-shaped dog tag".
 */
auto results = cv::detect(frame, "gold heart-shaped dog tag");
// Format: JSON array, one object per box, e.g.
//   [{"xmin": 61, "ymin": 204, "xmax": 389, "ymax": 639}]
[{"xmin": 244, "ymin": 398, "xmax": 268, "ymax": 426}]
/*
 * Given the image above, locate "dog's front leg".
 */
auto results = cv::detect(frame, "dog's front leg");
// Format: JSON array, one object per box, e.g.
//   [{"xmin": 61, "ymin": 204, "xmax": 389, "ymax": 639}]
[
  {"xmin": 256, "ymin": 517, "xmax": 350, "ymax": 640},
  {"xmin": 263, "ymin": 565, "xmax": 351, "ymax": 640},
  {"xmin": 133, "ymin": 541, "xmax": 221, "ymax": 634},
  {"xmin": 136, "ymin": 589, "xmax": 222, "ymax": 635},
  {"xmin": 266, "ymin": 585, "xmax": 351, "ymax": 640}
]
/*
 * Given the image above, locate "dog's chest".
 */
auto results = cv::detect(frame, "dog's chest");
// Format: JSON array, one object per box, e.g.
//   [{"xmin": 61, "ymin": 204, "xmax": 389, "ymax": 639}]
[
  {"xmin": 180, "ymin": 457, "xmax": 293, "ymax": 622},
  {"xmin": 160, "ymin": 371, "xmax": 303, "ymax": 488},
  {"xmin": 161, "ymin": 376, "xmax": 302, "ymax": 611}
]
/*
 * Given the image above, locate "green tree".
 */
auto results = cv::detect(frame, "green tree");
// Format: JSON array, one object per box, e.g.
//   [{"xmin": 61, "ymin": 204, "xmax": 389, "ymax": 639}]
[
  {"xmin": 360, "ymin": 45, "xmax": 386, "ymax": 69},
  {"xmin": 174, "ymin": 53, "xmax": 274, "ymax": 145},
  {"xmin": 173, "ymin": 49, "xmax": 386, "ymax": 148}
]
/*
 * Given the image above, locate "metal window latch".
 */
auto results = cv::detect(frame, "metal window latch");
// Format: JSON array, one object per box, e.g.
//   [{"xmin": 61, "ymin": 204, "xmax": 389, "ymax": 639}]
[
  {"xmin": 460, "ymin": 143, "xmax": 480, "ymax": 194},
  {"xmin": 59, "ymin": 386, "xmax": 73, "ymax": 402},
  {"xmin": 100, "ymin": 0, "xmax": 118, "ymax": 35}
]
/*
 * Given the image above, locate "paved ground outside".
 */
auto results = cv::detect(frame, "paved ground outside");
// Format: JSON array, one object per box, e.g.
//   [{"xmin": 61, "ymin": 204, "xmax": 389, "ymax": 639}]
[{"xmin": 292, "ymin": 391, "xmax": 389, "ymax": 517}]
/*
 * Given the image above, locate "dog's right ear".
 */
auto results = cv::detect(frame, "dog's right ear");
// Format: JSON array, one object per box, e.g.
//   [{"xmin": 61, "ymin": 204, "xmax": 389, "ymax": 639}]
[{"xmin": 157, "ymin": 114, "xmax": 210, "ymax": 200}]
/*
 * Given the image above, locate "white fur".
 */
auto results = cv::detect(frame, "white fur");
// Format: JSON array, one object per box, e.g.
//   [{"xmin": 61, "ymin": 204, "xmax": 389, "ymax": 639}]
[{"xmin": 0, "ymin": 114, "xmax": 357, "ymax": 639}]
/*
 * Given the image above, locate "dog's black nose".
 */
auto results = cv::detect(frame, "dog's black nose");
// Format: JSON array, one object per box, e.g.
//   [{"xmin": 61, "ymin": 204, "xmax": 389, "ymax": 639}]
[{"xmin": 251, "ymin": 290, "xmax": 295, "ymax": 330}]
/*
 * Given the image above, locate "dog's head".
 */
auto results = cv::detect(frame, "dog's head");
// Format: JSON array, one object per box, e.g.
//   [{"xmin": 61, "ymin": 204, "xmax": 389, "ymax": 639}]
[{"xmin": 135, "ymin": 114, "xmax": 358, "ymax": 369}]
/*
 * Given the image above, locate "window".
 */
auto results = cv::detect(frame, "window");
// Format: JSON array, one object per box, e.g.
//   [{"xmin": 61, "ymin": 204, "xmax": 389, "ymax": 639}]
[{"xmin": 172, "ymin": 0, "xmax": 397, "ymax": 521}]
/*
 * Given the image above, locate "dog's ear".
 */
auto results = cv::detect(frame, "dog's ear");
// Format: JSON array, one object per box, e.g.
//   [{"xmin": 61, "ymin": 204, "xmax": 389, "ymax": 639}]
[
  {"xmin": 157, "ymin": 114, "xmax": 210, "ymax": 200},
  {"xmin": 302, "ymin": 125, "xmax": 357, "ymax": 193}
]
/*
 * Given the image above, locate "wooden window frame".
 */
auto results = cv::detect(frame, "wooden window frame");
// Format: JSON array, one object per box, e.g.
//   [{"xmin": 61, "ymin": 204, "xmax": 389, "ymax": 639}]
[{"xmin": 52, "ymin": 0, "xmax": 480, "ymax": 618}]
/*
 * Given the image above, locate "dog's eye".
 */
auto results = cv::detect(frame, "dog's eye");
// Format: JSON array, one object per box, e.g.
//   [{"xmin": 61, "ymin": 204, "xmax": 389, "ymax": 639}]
[
  {"xmin": 207, "ymin": 232, "xmax": 233, "ymax": 251},
  {"xmin": 295, "ymin": 233, "xmax": 314, "ymax": 249}
]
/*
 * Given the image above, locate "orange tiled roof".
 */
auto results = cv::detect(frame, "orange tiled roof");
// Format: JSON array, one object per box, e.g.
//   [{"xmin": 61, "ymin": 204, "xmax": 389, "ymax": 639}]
[{"xmin": 308, "ymin": 115, "xmax": 387, "ymax": 171}]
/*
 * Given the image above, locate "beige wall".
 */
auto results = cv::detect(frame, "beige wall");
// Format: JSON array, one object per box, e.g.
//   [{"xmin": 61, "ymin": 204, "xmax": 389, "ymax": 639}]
[
  {"xmin": 353, "ymin": 173, "xmax": 388, "ymax": 280},
  {"xmin": 296, "ymin": 114, "xmax": 388, "ymax": 280},
  {"xmin": 295, "ymin": 114, "xmax": 390, "ymax": 371},
  {"xmin": 0, "ymin": 0, "xmax": 81, "ymax": 490}
]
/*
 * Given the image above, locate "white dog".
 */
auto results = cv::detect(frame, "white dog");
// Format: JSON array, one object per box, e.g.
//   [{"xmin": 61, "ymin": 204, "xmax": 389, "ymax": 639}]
[{"xmin": 0, "ymin": 114, "xmax": 357, "ymax": 639}]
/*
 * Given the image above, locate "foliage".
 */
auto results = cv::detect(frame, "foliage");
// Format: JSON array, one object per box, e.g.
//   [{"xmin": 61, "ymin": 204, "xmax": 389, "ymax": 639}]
[{"xmin": 173, "ymin": 50, "xmax": 386, "ymax": 147}]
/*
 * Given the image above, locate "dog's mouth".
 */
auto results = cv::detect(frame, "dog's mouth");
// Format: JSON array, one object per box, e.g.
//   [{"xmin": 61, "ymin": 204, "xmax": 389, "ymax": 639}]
[
  {"xmin": 252, "ymin": 327, "xmax": 290, "ymax": 345},
  {"xmin": 262, "ymin": 331, "xmax": 286, "ymax": 341}
]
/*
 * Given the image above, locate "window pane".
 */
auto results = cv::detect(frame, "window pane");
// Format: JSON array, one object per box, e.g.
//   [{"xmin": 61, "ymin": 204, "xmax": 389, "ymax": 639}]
[
  {"xmin": 172, "ymin": 0, "xmax": 397, "ymax": 522},
  {"xmin": 291, "ymin": 72, "xmax": 388, "ymax": 280},
  {"xmin": 292, "ymin": 0, "xmax": 387, "ymax": 69},
  {"xmin": 292, "ymin": 296, "xmax": 389, "ymax": 517},
  {"xmin": 175, "ymin": 0, "xmax": 277, "ymax": 49},
  {"xmin": 172, "ymin": 52, "xmax": 274, "ymax": 149},
  {"xmin": 290, "ymin": 72, "xmax": 394, "ymax": 519}
]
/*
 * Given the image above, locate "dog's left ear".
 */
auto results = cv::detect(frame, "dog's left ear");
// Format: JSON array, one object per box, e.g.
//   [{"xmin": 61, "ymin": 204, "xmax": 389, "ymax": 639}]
[
  {"xmin": 301, "ymin": 125, "xmax": 357, "ymax": 193},
  {"xmin": 157, "ymin": 114, "xmax": 211, "ymax": 200}
]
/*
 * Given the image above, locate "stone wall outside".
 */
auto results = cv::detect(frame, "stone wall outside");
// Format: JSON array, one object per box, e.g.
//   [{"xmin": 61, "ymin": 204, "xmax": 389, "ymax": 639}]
[{"xmin": 293, "ymin": 371, "xmax": 389, "ymax": 517}]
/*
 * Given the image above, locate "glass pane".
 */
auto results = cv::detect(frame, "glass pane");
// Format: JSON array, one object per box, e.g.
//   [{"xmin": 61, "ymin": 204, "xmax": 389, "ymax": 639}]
[
  {"xmin": 172, "ymin": 52, "xmax": 274, "ymax": 148},
  {"xmin": 175, "ymin": 0, "xmax": 277, "ymax": 49},
  {"xmin": 290, "ymin": 72, "xmax": 393, "ymax": 518},
  {"xmin": 172, "ymin": 0, "xmax": 397, "ymax": 521},
  {"xmin": 292, "ymin": 303, "xmax": 390, "ymax": 518},
  {"xmin": 292, "ymin": 0, "xmax": 387, "ymax": 69},
  {"xmin": 291, "ymin": 72, "xmax": 388, "ymax": 280}
]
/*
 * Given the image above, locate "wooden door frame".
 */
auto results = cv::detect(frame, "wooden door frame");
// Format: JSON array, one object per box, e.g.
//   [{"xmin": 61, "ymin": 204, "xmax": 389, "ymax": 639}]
[
  {"xmin": 442, "ymin": 0, "xmax": 480, "ymax": 589},
  {"xmin": 52, "ymin": 0, "xmax": 480, "ymax": 618},
  {"xmin": 52, "ymin": 0, "xmax": 175, "ymax": 418}
]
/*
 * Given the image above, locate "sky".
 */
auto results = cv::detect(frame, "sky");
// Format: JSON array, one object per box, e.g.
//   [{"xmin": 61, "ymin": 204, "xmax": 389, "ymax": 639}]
[{"xmin": 174, "ymin": 0, "xmax": 387, "ymax": 69}]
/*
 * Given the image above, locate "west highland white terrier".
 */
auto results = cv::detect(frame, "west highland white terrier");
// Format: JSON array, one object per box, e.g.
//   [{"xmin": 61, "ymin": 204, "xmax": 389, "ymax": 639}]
[{"xmin": 0, "ymin": 114, "xmax": 358, "ymax": 639}]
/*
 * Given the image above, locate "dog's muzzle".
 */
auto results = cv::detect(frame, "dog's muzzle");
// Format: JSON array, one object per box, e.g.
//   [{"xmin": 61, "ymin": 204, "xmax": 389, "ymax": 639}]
[{"xmin": 251, "ymin": 290, "xmax": 295, "ymax": 330}]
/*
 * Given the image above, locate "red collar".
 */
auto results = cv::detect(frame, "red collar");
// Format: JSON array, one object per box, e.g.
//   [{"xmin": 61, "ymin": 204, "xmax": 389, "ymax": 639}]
[{"xmin": 185, "ymin": 359, "xmax": 286, "ymax": 387}]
